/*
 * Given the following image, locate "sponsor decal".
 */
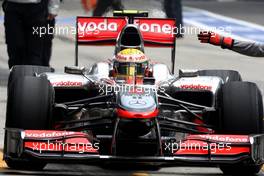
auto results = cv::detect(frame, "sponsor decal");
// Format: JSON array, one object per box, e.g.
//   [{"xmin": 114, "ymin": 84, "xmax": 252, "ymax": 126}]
[
  {"xmin": 134, "ymin": 19, "xmax": 173, "ymax": 34},
  {"xmin": 78, "ymin": 19, "xmax": 118, "ymax": 34},
  {"xmin": 25, "ymin": 131, "xmax": 76, "ymax": 138},
  {"xmin": 76, "ymin": 17, "xmax": 175, "ymax": 45},
  {"xmin": 117, "ymin": 54, "xmax": 147, "ymax": 62},
  {"xmin": 179, "ymin": 84, "xmax": 212, "ymax": 91},
  {"xmin": 51, "ymin": 81, "xmax": 82, "ymax": 87},
  {"xmin": 77, "ymin": 18, "xmax": 175, "ymax": 36},
  {"xmin": 197, "ymin": 135, "xmax": 249, "ymax": 143}
]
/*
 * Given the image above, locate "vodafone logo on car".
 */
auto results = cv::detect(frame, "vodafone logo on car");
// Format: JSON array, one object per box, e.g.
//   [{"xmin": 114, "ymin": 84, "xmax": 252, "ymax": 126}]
[
  {"xmin": 179, "ymin": 84, "xmax": 212, "ymax": 91},
  {"xmin": 51, "ymin": 81, "xmax": 82, "ymax": 87},
  {"xmin": 25, "ymin": 131, "xmax": 76, "ymax": 138},
  {"xmin": 78, "ymin": 19, "xmax": 118, "ymax": 35},
  {"xmin": 78, "ymin": 19, "xmax": 174, "ymax": 35},
  {"xmin": 134, "ymin": 20, "xmax": 173, "ymax": 34},
  {"xmin": 198, "ymin": 135, "xmax": 249, "ymax": 143}
]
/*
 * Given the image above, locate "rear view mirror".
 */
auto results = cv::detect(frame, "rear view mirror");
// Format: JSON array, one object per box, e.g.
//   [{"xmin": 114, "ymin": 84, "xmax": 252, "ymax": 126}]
[
  {"xmin": 64, "ymin": 66, "xmax": 85, "ymax": 75},
  {"xmin": 143, "ymin": 77, "xmax": 155, "ymax": 85}
]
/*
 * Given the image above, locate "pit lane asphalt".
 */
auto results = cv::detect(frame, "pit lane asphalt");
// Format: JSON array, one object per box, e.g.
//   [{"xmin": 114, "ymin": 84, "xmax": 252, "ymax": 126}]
[{"xmin": 1, "ymin": 0, "xmax": 264, "ymax": 175}]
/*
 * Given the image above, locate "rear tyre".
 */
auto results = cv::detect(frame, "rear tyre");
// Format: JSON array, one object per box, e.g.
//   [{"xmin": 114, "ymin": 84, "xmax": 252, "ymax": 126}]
[
  {"xmin": 198, "ymin": 69, "xmax": 242, "ymax": 82},
  {"xmin": 219, "ymin": 81, "xmax": 263, "ymax": 175},
  {"xmin": 4, "ymin": 76, "xmax": 54, "ymax": 170}
]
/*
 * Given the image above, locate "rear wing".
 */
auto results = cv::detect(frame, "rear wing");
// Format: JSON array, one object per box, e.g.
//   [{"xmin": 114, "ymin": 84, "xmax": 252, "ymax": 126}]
[{"xmin": 75, "ymin": 11, "xmax": 177, "ymax": 73}]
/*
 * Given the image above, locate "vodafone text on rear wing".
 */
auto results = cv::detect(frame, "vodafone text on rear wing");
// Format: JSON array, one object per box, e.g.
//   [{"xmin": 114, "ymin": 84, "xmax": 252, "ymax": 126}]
[{"xmin": 75, "ymin": 15, "xmax": 177, "ymax": 73}]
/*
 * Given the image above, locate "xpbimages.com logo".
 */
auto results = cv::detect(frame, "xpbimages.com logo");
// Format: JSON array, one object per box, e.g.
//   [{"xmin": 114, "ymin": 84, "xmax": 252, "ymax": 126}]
[
  {"xmin": 98, "ymin": 84, "xmax": 166, "ymax": 96},
  {"xmin": 31, "ymin": 140, "xmax": 100, "ymax": 154},
  {"xmin": 164, "ymin": 141, "xmax": 232, "ymax": 154}
]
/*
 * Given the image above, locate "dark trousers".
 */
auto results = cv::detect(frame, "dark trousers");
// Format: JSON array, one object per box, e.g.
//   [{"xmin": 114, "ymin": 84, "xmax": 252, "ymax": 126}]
[
  {"xmin": 42, "ymin": 18, "xmax": 55, "ymax": 67},
  {"xmin": 164, "ymin": 0, "xmax": 183, "ymax": 37},
  {"xmin": 2, "ymin": 1, "xmax": 48, "ymax": 69},
  {"xmin": 93, "ymin": 0, "xmax": 123, "ymax": 17}
]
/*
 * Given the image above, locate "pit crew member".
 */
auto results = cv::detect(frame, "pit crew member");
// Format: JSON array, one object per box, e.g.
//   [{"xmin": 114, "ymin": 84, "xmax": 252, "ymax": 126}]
[{"xmin": 198, "ymin": 31, "xmax": 264, "ymax": 57}]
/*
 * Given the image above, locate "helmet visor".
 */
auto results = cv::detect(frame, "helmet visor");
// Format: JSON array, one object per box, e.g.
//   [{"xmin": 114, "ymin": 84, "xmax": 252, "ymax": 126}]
[{"xmin": 116, "ymin": 62, "xmax": 147, "ymax": 77}]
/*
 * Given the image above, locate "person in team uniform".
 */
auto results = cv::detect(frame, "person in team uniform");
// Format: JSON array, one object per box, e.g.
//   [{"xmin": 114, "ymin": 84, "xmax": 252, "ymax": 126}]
[
  {"xmin": 81, "ymin": 0, "xmax": 96, "ymax": 13},
  {"xmin": 2, "ymin": 0, "xmax": 60, "ymax": 68},
  {"xmin": 198, "ymin": 31, "xmax": 264, "ymax": 57},
  {"xmin": 163, "ymin": 0, "xmax": 184, "ymax": 38},
  {"xmin": 42, "ymin": 0, "xmax": 61, "ymax": 67},
  {"xmin": 81, "ymin": 0, "xmax": 123, "ymax": 17}
]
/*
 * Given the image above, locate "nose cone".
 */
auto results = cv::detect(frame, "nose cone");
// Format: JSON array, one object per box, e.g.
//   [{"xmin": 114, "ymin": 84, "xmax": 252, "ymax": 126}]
[
  {"xmin": 117, "ymin": 108, "xmax": 159, "ymax": 119},
  {"xmin": 116, "ymin": 88, "xmax": 159, "ymax": 136},
  {"xmin": 118, "ymin": 88, "xmax": 157, "ymax": 119}
]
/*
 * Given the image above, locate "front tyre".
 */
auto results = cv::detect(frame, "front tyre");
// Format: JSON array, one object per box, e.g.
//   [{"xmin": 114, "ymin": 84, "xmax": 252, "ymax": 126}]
[
  {"xmin": 8, "ymin": 65, "xmax": 53, "ymax": 87},
  {"xmin": 219, "ymin": 81, "xmax": 263, "ymax": 175},
  {"xmin": 6, "ymin": 76, "xmax": 54, "ymax": 129},
  {"xmin": 4, "ymin": 76, "xmax": 54, "ymax": 170},
  {"xmin": 220, "ymin": 164, "xmax": 262, "ymax": 176},
  {"xmin": 220, "ymin": 81, "xmax": 262, "ymax": 134}
]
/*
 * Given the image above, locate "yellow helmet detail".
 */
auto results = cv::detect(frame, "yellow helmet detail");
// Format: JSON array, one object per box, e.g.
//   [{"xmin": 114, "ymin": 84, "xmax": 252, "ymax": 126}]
[{"xmin": 116, "ymin": 49, "xmax": 148, "ymax": 63}]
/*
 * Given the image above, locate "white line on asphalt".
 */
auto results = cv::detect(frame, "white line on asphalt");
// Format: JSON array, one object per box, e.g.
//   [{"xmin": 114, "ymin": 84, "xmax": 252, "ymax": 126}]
[
  {"xmin": 184, "ymin": 6, "xmax": 264, "ymax": 43},
  {"xmin": 184, "ymin": 17, "xmax": 250, "ymax": 42}
]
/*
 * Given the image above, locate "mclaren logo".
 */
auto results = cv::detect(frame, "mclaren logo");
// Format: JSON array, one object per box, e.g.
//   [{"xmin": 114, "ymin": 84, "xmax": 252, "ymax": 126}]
[{"xmin": 129, "ymin": 99, "xmax": 147, "ymax": 106}]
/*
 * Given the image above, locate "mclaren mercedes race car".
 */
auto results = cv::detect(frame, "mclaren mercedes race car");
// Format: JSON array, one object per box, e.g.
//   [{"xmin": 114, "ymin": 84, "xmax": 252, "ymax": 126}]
[{"xmin": 4, "ymin": 11, "xmax": 264, "ymax": 175}]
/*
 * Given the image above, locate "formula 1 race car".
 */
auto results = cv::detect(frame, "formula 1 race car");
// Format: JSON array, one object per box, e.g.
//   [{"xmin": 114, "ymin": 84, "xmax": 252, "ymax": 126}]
[{"xmin": 4, "ymin": 11, "xmax": 264, "ymax": 175}]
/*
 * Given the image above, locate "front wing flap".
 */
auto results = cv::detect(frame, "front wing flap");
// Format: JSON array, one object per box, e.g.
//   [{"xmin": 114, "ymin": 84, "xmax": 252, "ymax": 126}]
[{"xmin": 4, "ymin": 129, "xmax": 264, "ymax": 165}]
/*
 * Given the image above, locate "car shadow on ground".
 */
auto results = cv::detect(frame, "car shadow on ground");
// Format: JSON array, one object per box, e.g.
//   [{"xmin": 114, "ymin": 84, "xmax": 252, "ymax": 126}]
[
  {"xmin": 0, "ymin": 169, "xmax": 226, "ymax": 176},
  {"xmin": 0, "ymin": 164, "xmax": 233, "ymax": 176}
]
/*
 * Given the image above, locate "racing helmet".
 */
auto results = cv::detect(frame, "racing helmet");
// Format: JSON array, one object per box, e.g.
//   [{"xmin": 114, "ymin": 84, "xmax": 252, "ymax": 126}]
[{"xmin": 113, "ymin": 49, "xmax": 149, "ymax": 77}]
